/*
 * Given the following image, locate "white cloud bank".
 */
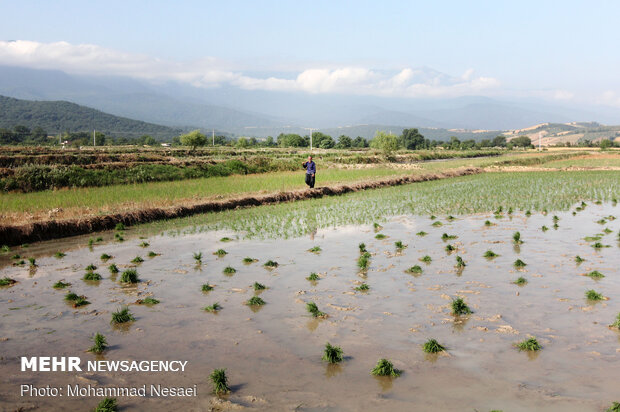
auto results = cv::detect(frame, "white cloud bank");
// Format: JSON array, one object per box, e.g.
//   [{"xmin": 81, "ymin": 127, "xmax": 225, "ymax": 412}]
[{"xmin": 0, "ymin": 40, "xmax": 501, "ymax": 98}]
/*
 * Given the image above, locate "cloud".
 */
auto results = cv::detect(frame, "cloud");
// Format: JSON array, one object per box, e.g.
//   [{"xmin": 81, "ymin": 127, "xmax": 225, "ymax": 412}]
[{"xmin": 0, "ymin": 40, "xmax": 500, "ymax": 98}]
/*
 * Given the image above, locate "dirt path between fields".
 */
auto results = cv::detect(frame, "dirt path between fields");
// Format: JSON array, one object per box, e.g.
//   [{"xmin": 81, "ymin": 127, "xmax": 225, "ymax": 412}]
[{"xmin": 0, "ymin": 167, "xmax": 483, "ymax": 245}]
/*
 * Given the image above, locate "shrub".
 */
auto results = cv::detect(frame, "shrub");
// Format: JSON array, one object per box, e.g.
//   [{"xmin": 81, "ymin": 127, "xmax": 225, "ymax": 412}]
[
  {"xmin": 451, "ymin": 297, "xmax": 472, "ymax": 315},
  {"xmin": 322, "ymin": 342, "xmax": 344, "ymax": 363},
  {"xmin": 370, "ymin": 359, "xmax": 401, "ymax": 377},
  {"xmin": 515, "ymin": 337, "xmax": 541, "ymax": 351},
  {"xmin": 89, "ymin": 333, "xmax": 107, "ymax": 354},
  {"xmin": 210, "ymin": 369, "xmax": 230, "ymax": 395},
  {"xmin": 423, "ymin": 338, "xmax": 446, "ymax": 353},
  {"xmin": 120, "ymin": 269, "xmax": 139, "ymax": 284}
]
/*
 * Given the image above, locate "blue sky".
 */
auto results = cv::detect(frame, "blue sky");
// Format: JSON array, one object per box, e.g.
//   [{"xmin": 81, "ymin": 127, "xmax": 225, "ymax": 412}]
[{"xmin": 1, "ymin": 1, "xmax": 620, "ymax": 105}]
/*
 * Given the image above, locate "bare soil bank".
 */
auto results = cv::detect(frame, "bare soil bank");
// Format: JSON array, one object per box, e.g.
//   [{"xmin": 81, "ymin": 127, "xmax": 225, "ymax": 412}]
[{"xmin": 0, "ymin": 167, "xmax": 481, "ymax": 245}]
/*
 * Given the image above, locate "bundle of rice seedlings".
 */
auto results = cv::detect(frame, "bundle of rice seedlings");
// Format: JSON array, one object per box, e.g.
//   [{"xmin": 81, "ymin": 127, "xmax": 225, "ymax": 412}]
[
  {"xmin": 441, "ymin": 233, "xmax": 457, "ymax": 241},
  {"xmin": 515, "ymin": 337, "xmax": 541, "ymax": 351},
  {"xmin": 193, "ymin": 252, "xmax": 203, "ymax": 262},
  {"xmin": 586, "ymin": 270, "xmax": 605, "ymax": 279},
  {"xmin": 120, "ymin": 269, "xmax": 139, "ymax": 284},
  {"xmin": 375, "ymin": 233, "xmax": 386, "ymax": 239},
  {"xmin": 451, "ymin": 297, "xmax": 472, "ymax": 315},
  {"xmin": 94, "ymin": 397, "xmax": 117, "ymax": 412},
  {"xmin": 455, "ymin": 256, "xmax": 466, "ymax": 268},
  {"xmin": 445, "ymin": 244, "xmax": 455, "ymax": 252},
  {"xmin": 306, "ymin": 301, "xmax": 326, "ymax": 318},
  {"xmin": 139, "ymin": 241, "xmax": 149, "ymax": 248},
  {"xmin": 0, "ymin": 245, "xmax": 9, "ymax": 253},
  {"xmin": 513, "ymin": 259, "xmax": 527, "ymax": 268},
  {"xmin": 358, "ymin": 243, "xmax": 367, "ymax": 253},
  {"xmin": 137, "ymin": 297, "xmax": 159, "ymax": 305},
  {"xmin": 243, "ymin": 257, "xmax": 258, "ymax": 264},
  {"xmin": 223, "ymin": 266, "xmax": 237, "ymax": 275},
  {"xmin": 83, "ymin": 272, "xmax": 102, "ymax": 281},
  {"xmin": 263, "ymin": 260, "xmax": 278, "ymax": 268},
  {"xmin": 0, "ymin": 277, "xmax": 17, "ymax": 286},
  {"xmin": 483, "ymin": 250, "xmax": 498, "ymax": 258},
  {"xmin": 28, "ymin": 257, "xmax": 37, "ymax": 267},
  {"xmin": 373, "ymin": 222, "xmax": 383, "ymax": 231},
  {"xmin": 419, "ymin": 255, "xmax": 432, "ymax": 263},
  {"xmin": 89, "ymin": 333, "xmax": 107, "ymax": 354},
  {"xmin": 431, "ymin": 221, "xmax": 442, "ymax": 227},
  {"xmin": 395, "ymin": 240, "xmax": 407, "ymax": 249},
  {"xmin": 609, "ymin": 313, "xmax": 620, "ymax": 329},
  {"xmin": 53, "ymin": 280, "xmax": 70, "ymax": 289},
  {"xmin": 202, "ymin": 283, "xmax": 215, "ymax": 292},
  {"xmin": 210, "ymin": 369, "xmax": 230, "ymax": 395},
  {"xmin": 447, "ymin": 215, "xmax": 456, "ymax": 221},
  {"xmin": 541, "ymin": 225, "xmax": 549, "ymax": 232},
  {"xmin": 115, "ymin": 223, "xmax": 125, "ymax": 231},
  {"xmin": 513, "ymin": 277, "xmax": 527, "ymax": 286},
  {"xmin": 131, "ymin": 256, "xmax": 144, "ymax": 264},
  {"xmin": 147, "ymin": 251, "xmax": 159, "ymax": 257},
  {"xmin": 214, "ymin": 249, "xmax": 228, "ymax": 257},
  {"xmin": 484, "ymin": 220, "xmax": 493, "ymax": 226},
  {"xmin": 525, "ymin": 210, "xmax": 532, "ymax": 216},
  {"xmin": 110, "ymin": 307, "xmax": 135, "ymax": 324},
  {"xmin": 422, "ymin": 339, "xmax": 446, "ymax": 353},
  {"xmin": 406, "ymin": 265, "xmax": 423, "ymax": 274},
  {"xmin": 416, "ymin": 231, "xmax": 428, "ymax": 236},
  {"xmin": 253, "ymin": 282, "xmax": 266, "ymax": 291},
  {"xmin": 358, "ymin": 253, "xmax": 371, "ymax": 270},
  {"xmin": 54, "ymin": 252, "xmax": 66, "ymax": 258},
  {"xmin": 204, "ymin": 302, "xmax": 222, "ymax": 312},
  {"xmin": 370, "ymin": 359, "xmax": 401, "ymax": 377},
  {"xmin": 308, "ymin": 246, "xmax": 322, "ymax": 253},
  {"xmin": 513, "ymin": 232, "xmax": 523, "ymax": 244},
  {"xmin": 306, "ymin": 272, "xmax": 320, "ymax": 281},
  {"xmin": 65, "ymin": 292, "xmax": 90, "ymax": 308},
  {"xmin": 355, "ymin": 283, "xmax": 370, "ymax": 291},
  {"xmin": 108, "ymin": 264, "xmax": 119, "ymax": 274},
  {"xmin": 585, "ymin": 289, "xmax": 604, "ymax": 301},
  {"xmin": 85, "ymin": 264, "xmax": 97, "ymax": 271},
  {"xmin": 322, "ymin": 342, "xmax": 344, "ymax": 363},
  {"xmin": 246, "ymin": 296, "xmax": 266, "ymax": 306},
  {"xmin": 606, "ymin": 402, "xmax": 620, "ymax": 412},
  {"xmin": 574, "ymin": 255, "xmax": 585, "ymax": 263},
  {"xmin": 100, "ymin": 254, "xmax": 112, "ymax": 261}
]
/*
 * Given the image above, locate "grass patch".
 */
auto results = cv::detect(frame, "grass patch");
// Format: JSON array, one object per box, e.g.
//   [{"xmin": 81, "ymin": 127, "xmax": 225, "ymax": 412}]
[
  {"xmin": 306, "ymin": 301, "xmax": 327, "ymax": 318},
  {"xmin": 263, "ymin": 260, "xmax": 278, "ymax": 268},
  {"xmin": 53, "ymin": 280, "xmax": 70, "ymax": 289},
  {"xmin": 0, "ymin": 277, "xmax": 17, "ymax": 286},
  {"xmin": 483, "ymin": 250, "xmax": 498, "ymax": 258},
  {"xmin": 322, "ymin": 342, "xmax": 344, "ymax": 363},
  {"xmin": 204, "ymin": 302, "xmax": 222, "ymax": 312},
  {"xmin": 119, "ymin": 269, "xmax": 139, "ymax": 284},
  {"xmin": 513, "ymin": 259, "xmax": 527, "ymax": 268},
  {"xmin": 137, "ymin": 297, "xmax": 160, "ymax": 305},
  {"xmin": 111, "ymin": 307, "xmax": 135, "ymax": 324},
  {"xmin": 83, "ymin": 272, "xmax": 102, "ymax": 281},
  {"xmin": 515, "ymin": 337, "xmax": 541, "ymax": 351},
  {"xmin": 94, "ymin": 397, "xmax": 117, "ymax": 412},
  {"xmin": 513, "ymin": 276, "xmax": 528, "ymax": 286},
  {"xmin": 214, "ymin": 249, "xmax": 228, "ymax": 257},
  {"xmin": 370, "ymin": 358, "xmax": 401, "ymax": 377},
  {"xmin": 88, "ymin": 333, "xmax": 107, "ymax": 354},
  {"xmin": 419, "ymin": 255, "xmax": 432, "ymax": 263},
  {"xmin": 223, "ymin": 266, "xmax": 236, "ymax": 275},
  {"xmin": 423, "ymin": 338, "xmax": 446, "ymax": 353},
  {"xmin": 451, "ymin": 297, "xmax": 472, "ymax": 315},
  {"xmin": 585, "ymin": 289, "xmax": 604, "ymax": 301},
  {"xmin": 308, "ymin": 246, "xmax": 322, "ymax": 253},
  {"xmin": 253, "ymin": 282, "xmax": 266, "ymax": 291},
  {"xmin": 247, "ymin": 296, "xmax": 266, "ymax": 306},
  {"xmin": 54, "ymin": 251, "xmax": 66, "ymax": 258},
  {"xmin": 406, "ymin": 265, "xmax": 423, "ymax": 274},
  {"xmin": 355, "ymin": 283, "xmax": 370, "ymax": 291},
  {"xmin": 306, "ymin": 272, "xmax": 320, "ymax": 281},
  {"xmin": 210, "ymin": 368, "xmax": 230, "ymax": 395}
]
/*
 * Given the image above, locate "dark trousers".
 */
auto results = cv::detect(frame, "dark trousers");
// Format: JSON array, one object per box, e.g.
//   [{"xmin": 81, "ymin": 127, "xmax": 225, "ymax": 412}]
[{"xmin": 305, "ymin": 174, "xmax": 315, "ymax": 188}]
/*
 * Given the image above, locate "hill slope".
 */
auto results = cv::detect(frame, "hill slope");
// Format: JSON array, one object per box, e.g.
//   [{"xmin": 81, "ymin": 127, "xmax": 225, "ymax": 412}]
[{"xmin": 0, "ymin": 95, "xmax": 182, "ymax": 138}]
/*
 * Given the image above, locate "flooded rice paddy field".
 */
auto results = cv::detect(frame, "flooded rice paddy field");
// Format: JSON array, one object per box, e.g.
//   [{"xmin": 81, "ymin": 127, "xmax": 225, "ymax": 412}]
[{"xmin": 1, "ymin": 203, "xmax": 619, "ymax": 411}]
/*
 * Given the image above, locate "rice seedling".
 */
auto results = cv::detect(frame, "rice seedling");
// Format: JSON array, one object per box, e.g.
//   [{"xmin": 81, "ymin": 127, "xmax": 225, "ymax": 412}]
[
  {"xmin": 137, "ymin": 297, "xmax": 160, "ymax": 305},
  {"xmin": 263, "ymin": 260, "xmax": 278, "ymax": 268},
  {"xmin": 358, "ymin": 242, "xmax": 367, "ymax": 253},
  {"xmin": 222, "ymin": 266, "xmax": 237, "ymax": 275},
  {"xmin": 508, "ymin": 207, "xmax": 513, "ymax": 215},
  {"xmin": 513, "ymin": 277, "xmax": 528, "ymax": 286},
  {"xmin": 603, "ymin": 228, "xmax": 613, "ymax": 234},
  {"xmin": 243, "ymin": 257, "xmax": 258, "ymax": 264},
  {"xmin": 0, "ymin": 277, "xmax": 17, "ymax": 286},
  {"xmin": 586, "ymin": 270, "xmax": 605, "ymax": 279},
  {"xmin": 96, "ymin": 237, "xmax": 103, "ymax": 242},
  {"xmin": 451, "ymin": 297, "xmax": 472, "ymax": 315},
  {"xmin": 574, "ymin": 255, "xmax": 585, "ymax": 263},
  {"xmin": 64, "ymin": 292, "xmax": 89, "ymax": 308},
  {"xmin": 220, "ymin": 237, "xmax": 232, "ymax": 242},
  {"xmin": 147, "ymin": 251, "xmax": 159, "ymax": 257},
  {"xmin": 447, "ymin": 215, "xmax": 456, "ymax": 221},
  {"xmin": 355, "ymin": 283, "xmax": 370, "ymax": 291},
  {"xmin": 597, "ymin": 219, "xmax": 607, "ymax": 225},
  {"xmin": 609, "ymin": 313, "xmax": 620, "ymax": 329},
  {"xmin": 119, "ymin": 269, "xmax": 139, "ymax": 284},
  {"xmin": 139, "ymin": 241, "xmax": 149, "ymax": 248},
  {"xmin": 202, "ymin": 283, "xmax": 215, "ymax": 292},
  {"xmin": 553, "ymin": 223, "xmax": 559, "ymax": 229},
  {"xmin": 373, "ymin": 222, "xmax": 383, "ymax": 231},
  {"xmin": 441, "ymin": 233, "xmax": 457, "ymax": 241},
  {"xmin": 513, "ymin": 231, "xmax": 523, "ymax": 244},
  {"xmin": 253, "ymin": 282, "xmax": 266, "ymax": 291},
  {"xmin": 131, "ymin": 256, "xmax": 144, "ymax": 264},
  {"xmin": 11, "ymin": 253, "xmax": 21, "ymax": 260},
  {"xmin": 306, "ymin": 272, "xmax": 320, "ymax": 281},
  {"xmin": 495, "ymin": 206, "xmax": 503, "ymax": 214},
  {"xmin": 65, "ymin": 292, "xmax": 80, "ymax": 301},
  {"xmin": 53, "ymin": 280, "xmax": 70, "ymax": 289},
  {"xmin": 100, "ymin": 253, "xmax": 112, "ymax": 261},
  {"xmin": 585, "ymin": 289, "xmax": 604, "ymax": 301},
  {"xmin": 455, "ymin": 255, "xmax": 466, "ymax": 268},
  {"xmin": 88, "ymin": 333, "xmax": 107, "ymax": 354},
  {"xmin": 308, "ymin": 246, "xmax": 322, "ymax": 253},
  {"xmin": 552, "ymin": 215, "xmax": 559, "ymax": 222},
  {"xmin": 525, "ymin": 210, "xmax": 532, "ymax": 216},
  {"xmin": 606, "ymin": 402, "xmax": 620, "ymax": 412},
  {"xmin": 88, "ymin": 238, "xmax": 95, "ymax": 247},
  {"xmin": 484, "ymin": 220, "xmax": 493, "ymax": 226},
  {"xmin": 416, "ymin": 231, "xmax": 428, "ymax": 236},
  {"xmin": 423, "ymin": 338, "xmax": 446, "ymax": 354},
  {"xmin": 83, "ymin": 272, "xmax": 102, "ymax": 281},
  {"xmin": 114, "ymin": 233, "xmax": 124, "ymax": 242},
  {"xmin": 513, "ymin": 259, "xmax": 527, "ymax": 268},
  {"xmin": 358, "ymin": 252, "xmax": 371, "ymax": 270},
  {"xmin": 429, "ymin": 215, "xmax": 436, "ymax": 220},
  {"xmin": 54, "ymin": 251, "xmax": 66, "ymax": 258},
  {"xmin": 375, "ymin": 233, "xmax": 386, "ymax": 239},
  {"xmin": 204, "ymin": 302, "xmax": 222, "ymax": 312},
  {"xmin": 592, "ymin": 242, "xmax": 610, "ymax": 249},
  {"xmin": 483, "ymin": 250, "xmax": 498, "ymax": 258},
  {"xmin": 115, "ymin": 223, "xmax": 125, "ymax": 231},
  {"xmin": 445, "ymin": 244, "xmax": 455, "ymax": 252},
  {"xmin": 13, "ymin": 259, "xmax": 25, "ymax": 266},
  {"xmin": 515, "ymin": 337, "xmax": 541, "ymax": 351},
  {"xmin": 406, "ymin": 265, "xmax": 423, "ymax": 274},
  {"xmin": 541, "ymin": 225, "xmax": 549, "ymax": 232},
  {"xmin": 395, "ymin": 240, "xmax": 407, "ymax": 249},
  {"xmin": 28, "ymin": 257, "xmax": 37, "ymax": 267},
  {"xmin": 108, "ymin": 264, "xmax": 119, "ymax": 274},
  {"xmin": 246, "ymin": 296, "xmax": 266, "ymax": 306},
  {"xmin": 0, "ymin": 245, "xmax": 8, "ymax": 253},
  {"xmin": 321, "ymin": 341, "xmax": 345, "ymax": 365},
  {"xmin": 85, "ymin": 264, "xmax": 97, "ymax": 271},
  {"xmin": 370, "ymin": 358, "xmax": 401, "ymax": 377},
  {"xmin": 306, "ymin": 301, "xmax": 327, "ymax": 318},
  {"xmin": 431, "ymin": 221, "xmax": 443, "ymax": 227},
  {"xmin": 210, "ymin": 368, "xmax": 230, "ymax": 395},
  {"xmin": 111, "ymin": 307, "xmax": 135, "ymax": 324},
  {"xmin": 419, "ymin": 255, "xmax": 432, "ymax": 263},
  {"xmin": 193, "ymin": 252, "xmax": 203, "ymax": 262},
  {"xmin": 94, "ymin": 397, "xmax": 117, "ymax": 412},
  {"xmin": 214, "ymin": 249, "xmax": 228, "ymax": 257},
  {"xmin": 584, "ymin": 235, "xmax": 601, "ymax": 242}
]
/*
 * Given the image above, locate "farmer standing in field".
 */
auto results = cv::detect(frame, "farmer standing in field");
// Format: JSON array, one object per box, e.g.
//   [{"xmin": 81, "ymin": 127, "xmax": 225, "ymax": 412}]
[{"xmin": 302, "ymin": 155, "xmax": 316, "ymax": 188}]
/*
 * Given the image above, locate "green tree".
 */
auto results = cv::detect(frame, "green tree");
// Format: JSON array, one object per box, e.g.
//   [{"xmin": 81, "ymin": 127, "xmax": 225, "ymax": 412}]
[
  {"xmin": 400, "ymin": 128, "xmax": 426, "ymax": 150},
  {"xmin": 599, "ymin": 138, "xmax": 612, "ymax": 149},
  {"xmin": 318, "ymin": 135, "xmax": 335, "ymax": 149},
  {"xmin": 352, "ymin": 136, "xmax": 368, "ymax": 148},
  {"xmin": 511, "ymin": 136, "xmax": 532, "ymax": 147},
  {"xmin": 492, "ymin": 135, "xmax": 507, "ymax": 147},
  {"xmin": 336, "ymin": 135, "xmax": 352, "ymax": 148},
  {"xmin": 370, "ymin": 131, "xmax": 400, "ymax": 156},
  {"xmin": 179, "ymin": 130, "xmax": 207, "ymax": 150}
]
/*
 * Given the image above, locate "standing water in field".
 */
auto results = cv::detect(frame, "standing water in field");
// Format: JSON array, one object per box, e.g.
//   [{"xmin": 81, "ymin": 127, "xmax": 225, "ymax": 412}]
[{"xmin": 0, "ymin": 203, "xmax": 619, "ymax": 411}]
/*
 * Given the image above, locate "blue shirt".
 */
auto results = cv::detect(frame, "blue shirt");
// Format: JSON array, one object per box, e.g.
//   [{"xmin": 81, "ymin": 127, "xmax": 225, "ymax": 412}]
[{"xmin": 304, "ymin": 161, "xmax": 316, "ymax": 175}]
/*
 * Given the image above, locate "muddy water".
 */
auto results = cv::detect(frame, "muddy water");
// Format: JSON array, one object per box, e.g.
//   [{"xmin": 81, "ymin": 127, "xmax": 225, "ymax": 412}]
[{"xmin": 0, "ymin": 204, "xmax": 619, "ymax": 411}]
